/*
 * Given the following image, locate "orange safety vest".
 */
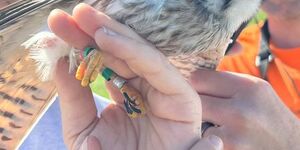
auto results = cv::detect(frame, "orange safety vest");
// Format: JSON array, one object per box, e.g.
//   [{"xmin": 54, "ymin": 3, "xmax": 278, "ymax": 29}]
[{"xmin": 218, "ymin": 23, "xmax": 300, "ymax": 118}]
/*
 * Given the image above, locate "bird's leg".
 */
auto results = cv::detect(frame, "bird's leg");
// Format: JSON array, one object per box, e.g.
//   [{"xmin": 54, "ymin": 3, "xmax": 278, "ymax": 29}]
[
  {"xmin": 77, "ymin": 49, "xmax": 103, "ymax": 87},
  {"xmin": 76, "ymin": 47, "xmax": 146, "ymax": 118}
]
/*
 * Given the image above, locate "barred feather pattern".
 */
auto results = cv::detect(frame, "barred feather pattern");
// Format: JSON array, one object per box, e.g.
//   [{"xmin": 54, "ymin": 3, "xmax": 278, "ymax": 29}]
[
  {"xmin": 24, "ymin": 0, "xmax": 262, "ymax": 80},
  {"xmin": 94, "ymin": 0, "xmax": 261, "ymax": 73}
]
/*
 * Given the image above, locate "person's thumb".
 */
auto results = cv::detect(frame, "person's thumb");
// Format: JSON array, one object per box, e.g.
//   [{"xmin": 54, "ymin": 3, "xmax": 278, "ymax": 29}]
[
  {"xmin": 80, "ymin": 136, "xmax": 102, "ymax": 150},
  {"xmin": 190, "ymin": 135, "xmax": 223, "ymax": 150}
]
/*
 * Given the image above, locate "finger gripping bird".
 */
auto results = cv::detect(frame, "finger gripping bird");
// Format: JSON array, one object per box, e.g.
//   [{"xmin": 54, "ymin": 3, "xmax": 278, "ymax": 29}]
[{"xmin": 23, "ymin": 0, "xmax": 262, "ymax": 118}]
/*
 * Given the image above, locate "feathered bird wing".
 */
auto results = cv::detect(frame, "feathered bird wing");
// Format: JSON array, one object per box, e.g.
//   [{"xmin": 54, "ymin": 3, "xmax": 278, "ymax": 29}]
[{"xmin": 0, "ymin": 1, "xmax": 80, "ymax": 149}]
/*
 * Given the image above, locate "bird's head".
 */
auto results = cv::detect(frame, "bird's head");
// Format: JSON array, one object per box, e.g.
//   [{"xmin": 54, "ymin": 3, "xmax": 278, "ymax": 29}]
[{"xmin": 199, "ymin": 0, "xmax": 262, "ymax": 32}]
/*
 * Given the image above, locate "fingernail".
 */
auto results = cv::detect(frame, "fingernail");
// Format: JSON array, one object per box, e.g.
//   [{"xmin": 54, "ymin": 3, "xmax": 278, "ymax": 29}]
[
  {"xmin": 49, "ymin": 9, "xmax": 64, "ymax": 15},
  {"xmin": 208, "ymin": 135, "xmax": 223, "ymax": 150},
  {"xmin": 103, "ymin": 27, "xmax": 118, "ymax": 36}
]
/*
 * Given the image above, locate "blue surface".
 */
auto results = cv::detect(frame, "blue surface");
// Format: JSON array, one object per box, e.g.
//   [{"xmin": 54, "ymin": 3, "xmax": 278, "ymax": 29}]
[{"xmin": 19, "ymin": 95, "xmax": 110, "ymax": 150}]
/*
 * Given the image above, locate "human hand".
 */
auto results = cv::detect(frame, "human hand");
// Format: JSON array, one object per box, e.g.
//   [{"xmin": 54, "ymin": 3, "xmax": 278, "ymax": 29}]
[
  {"xmin": 189, "ymin": 69, "xmax": 300, "ymax": 150},
  {"xmin": 47, "ymin": 3, "xmax": 223, "ymax": 150},
  {"xmin": 81, "ymin": 135, "xmax": 223, "ymax": 150}
]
